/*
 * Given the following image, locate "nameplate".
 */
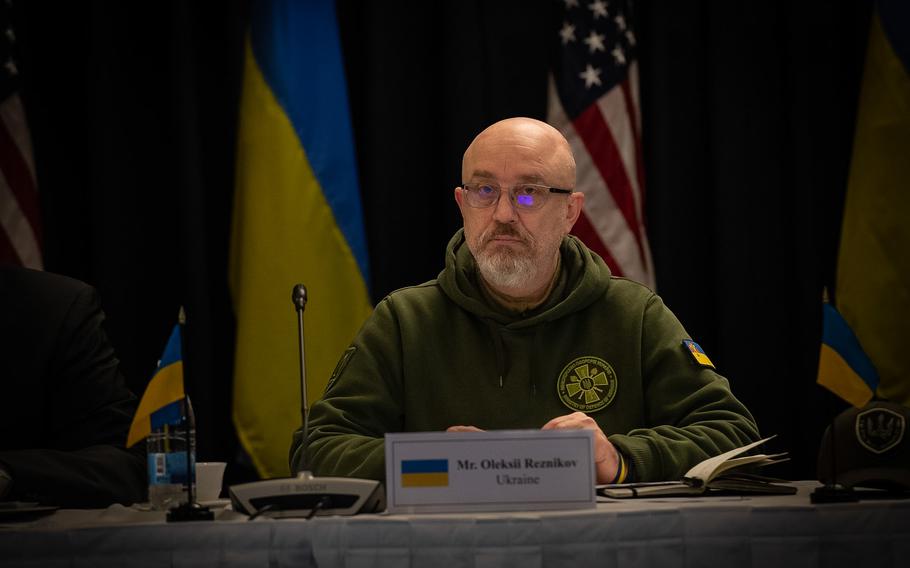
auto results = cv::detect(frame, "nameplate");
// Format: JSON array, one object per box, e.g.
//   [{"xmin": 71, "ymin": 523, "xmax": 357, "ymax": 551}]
[{"xmin": 384, "ymin": 429, "xmax": 596, "ymax": 513}]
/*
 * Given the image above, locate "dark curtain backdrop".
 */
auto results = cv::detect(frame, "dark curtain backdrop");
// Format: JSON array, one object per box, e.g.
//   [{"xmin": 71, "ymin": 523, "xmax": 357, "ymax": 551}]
[{"xmin": 16, "ymin": 0, "xmax": 871, "ymax": 481}]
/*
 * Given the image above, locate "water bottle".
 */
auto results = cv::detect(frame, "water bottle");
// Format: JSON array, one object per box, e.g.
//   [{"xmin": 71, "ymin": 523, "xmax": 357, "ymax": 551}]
[{"xmin": 147, "ymin": 423, "xmax": 196, "ymax": 510}]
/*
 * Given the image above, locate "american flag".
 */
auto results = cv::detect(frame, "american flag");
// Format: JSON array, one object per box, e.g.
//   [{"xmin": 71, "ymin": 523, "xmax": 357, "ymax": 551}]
[
  {"xmin": 0, "ymin": 2, "xmax": 42, "ymax": 269},
  {"xmin": 548, "ymin": 0, "xmax": 654, "ymax": 288}
]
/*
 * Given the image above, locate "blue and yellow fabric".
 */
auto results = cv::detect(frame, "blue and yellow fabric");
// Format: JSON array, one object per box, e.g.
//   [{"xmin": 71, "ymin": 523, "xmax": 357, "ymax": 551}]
[
  {"xmin": 229, "ymin": 0, "xmax": 373, "ymax": 477},
  {"xmin": 818, "ymin": 1, "xmax": 910, "ymax": 407},
  {"xmin": 127, "ymin": 325, "xmax": 184, "ymax": 448},
  {"xmin": 817, "ymin": 303, "xmax": 880, "ymax": 408}
]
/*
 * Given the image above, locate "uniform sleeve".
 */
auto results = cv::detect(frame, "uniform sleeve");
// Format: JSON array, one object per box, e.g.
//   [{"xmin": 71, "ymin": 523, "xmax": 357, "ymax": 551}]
[
  {"xmin": 290, "ymin": 298, "xmax": 404, "ymax": 481},
  {"xmin": 0, "ymin": 284, "xmax": 146, "ymax": 507},
  {"xmin": 608, "ymin": 294, "xmax": 761, "ymax": 482}
]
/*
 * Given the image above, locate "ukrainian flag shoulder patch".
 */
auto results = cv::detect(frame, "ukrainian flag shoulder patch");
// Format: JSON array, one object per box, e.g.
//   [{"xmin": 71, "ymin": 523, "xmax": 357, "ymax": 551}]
[{"xmin": 682, "ymin": 339, "xmax": 715, "ymax": 369}]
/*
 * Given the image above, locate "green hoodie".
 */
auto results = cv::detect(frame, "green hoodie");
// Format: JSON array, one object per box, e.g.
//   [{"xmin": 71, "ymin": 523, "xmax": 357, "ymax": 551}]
[{"xmin": 295, "ymin": 230, "xmax": 759, "ymax": 482}]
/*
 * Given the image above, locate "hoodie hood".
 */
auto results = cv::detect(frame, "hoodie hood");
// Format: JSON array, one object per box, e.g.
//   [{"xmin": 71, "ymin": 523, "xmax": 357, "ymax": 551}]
[{"xmin": 437, "ymin": 228, "xmax": 612, "ymax": 327}]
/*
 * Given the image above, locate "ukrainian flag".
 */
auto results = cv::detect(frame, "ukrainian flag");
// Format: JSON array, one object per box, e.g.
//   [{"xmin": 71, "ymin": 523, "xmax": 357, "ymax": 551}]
[
  {"xmin": 401, "ymin": 459, "xmax": 449, "ymax": 488},
  {"xmin": 127, "ymin": 325, "xmax": 184, "ymax": 447},
  {"xmin": 817, "ymin": 303, "xmax": 879, "ymax": 408},
  {"xmin": 819, "ymin": 3, "xmax": 910, "ymax": 407},
  {"xmin": 229, "ymin": 0, "xmax": 372, "ymax": 478}
]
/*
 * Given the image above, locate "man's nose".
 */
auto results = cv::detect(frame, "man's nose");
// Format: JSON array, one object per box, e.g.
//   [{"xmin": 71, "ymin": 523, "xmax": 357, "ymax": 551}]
[{"xmin": 491, "ymin": 190, "xmax": 516, "ymax": 223}]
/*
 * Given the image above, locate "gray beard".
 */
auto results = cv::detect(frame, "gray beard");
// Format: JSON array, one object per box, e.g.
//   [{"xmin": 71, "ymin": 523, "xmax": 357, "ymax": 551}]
[{"xmin": 475, "ymin": 247, "xmax": 537, "ymax": 290}]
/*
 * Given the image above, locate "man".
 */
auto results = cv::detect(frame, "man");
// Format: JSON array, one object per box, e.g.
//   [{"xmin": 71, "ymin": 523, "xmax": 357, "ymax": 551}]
[
  {"xmin": 293, "ymin": 117, "xmax": 759, "ymax": 484},
  {"xmin": 0, "ymin": 268, "xmax": 146, "ymax": 507}
]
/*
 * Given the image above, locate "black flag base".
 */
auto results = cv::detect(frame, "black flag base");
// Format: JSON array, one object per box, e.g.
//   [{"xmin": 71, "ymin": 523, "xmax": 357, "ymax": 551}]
[
  {"xmin": 810, "ymin": 483, "xmax": 858, "ymax": 504},
  {"xmin": 167, "ymin": 501, "xmax": 215, "ymax": 522}
]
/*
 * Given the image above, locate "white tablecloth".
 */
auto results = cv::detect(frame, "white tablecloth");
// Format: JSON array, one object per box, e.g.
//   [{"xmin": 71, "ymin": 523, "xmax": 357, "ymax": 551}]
[{"xmin": 2, "ymin": 482, "xmax": 908, "ymax": 568}]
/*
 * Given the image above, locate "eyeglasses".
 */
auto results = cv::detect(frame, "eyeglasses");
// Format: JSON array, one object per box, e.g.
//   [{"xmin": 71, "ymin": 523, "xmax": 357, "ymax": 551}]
[{"xmin": 460, "ymin": 182, "xmax": 572, "ymax": 211}]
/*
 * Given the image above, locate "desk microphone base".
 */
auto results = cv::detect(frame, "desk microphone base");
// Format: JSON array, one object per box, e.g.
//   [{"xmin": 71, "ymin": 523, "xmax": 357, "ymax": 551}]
[{"xmin": 229, "ymin": 471, "xmax": 385, "ymax": 518}]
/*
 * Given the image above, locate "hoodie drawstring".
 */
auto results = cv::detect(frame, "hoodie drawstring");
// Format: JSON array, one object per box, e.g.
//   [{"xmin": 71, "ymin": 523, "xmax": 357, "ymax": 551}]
[
  {"xmin": 486, "ymin": 321, "xmax": 544, "ymax": 395},
  {"xmin": 486, "ymin": 320, "xmax": 507, "ymax": 388}
]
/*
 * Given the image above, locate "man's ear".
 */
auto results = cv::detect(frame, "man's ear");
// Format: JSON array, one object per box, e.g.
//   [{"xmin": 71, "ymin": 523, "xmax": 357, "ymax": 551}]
[
  {"xmin": 454, "ymin": 186, "xmax": 467, "ymax": 217},
  {"xmin": 565, "ymin": 191, "xmax": 584, "ymax": 230}
]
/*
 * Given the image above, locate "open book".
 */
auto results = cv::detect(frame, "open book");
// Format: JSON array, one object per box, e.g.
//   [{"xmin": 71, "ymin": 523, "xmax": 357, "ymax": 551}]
[{"xmin": 598, "ymin": 437, "xmax": 796, "ymax": 498}]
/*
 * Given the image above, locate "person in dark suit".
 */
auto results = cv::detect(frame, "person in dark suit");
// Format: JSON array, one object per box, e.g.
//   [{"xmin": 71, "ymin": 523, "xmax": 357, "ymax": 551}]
[{"xmin": 0, "ymin": 267, "xmax": 146, "ymax": 507}]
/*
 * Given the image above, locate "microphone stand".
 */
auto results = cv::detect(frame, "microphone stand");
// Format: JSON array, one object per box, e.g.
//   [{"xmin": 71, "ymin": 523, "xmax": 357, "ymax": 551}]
[
  {"xmin": 293, "ymin": 284, "xmax": 312, "ymax": 475},
  {"xmin": 228, "ymin": 284, "xmax": 385, "ymax": 518}
]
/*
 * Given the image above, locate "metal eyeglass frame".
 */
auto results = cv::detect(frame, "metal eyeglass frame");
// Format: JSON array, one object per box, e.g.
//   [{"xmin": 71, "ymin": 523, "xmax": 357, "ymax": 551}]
[{"xmin": 460, "ymin": 182, "xmax": 572, "ymax": 211}]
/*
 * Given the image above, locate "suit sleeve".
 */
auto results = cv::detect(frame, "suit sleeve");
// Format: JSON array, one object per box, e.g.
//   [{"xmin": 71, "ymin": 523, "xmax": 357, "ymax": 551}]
[
  {"xmin": 0, "ymin": 284, "xmax": 146, "ymax": 507},
  {"xmin": 608, "ymin": 294, "xmax": 761, "ymax": 482}
]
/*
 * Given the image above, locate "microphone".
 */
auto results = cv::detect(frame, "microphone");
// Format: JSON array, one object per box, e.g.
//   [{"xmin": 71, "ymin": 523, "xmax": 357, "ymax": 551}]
[
  {"xmin": 228, "ymin": 284, "xmax": 385, "ymax": 518},
  {"xmin": 292, "ymin": 283, "xmax": 307, "ymax": 309}
]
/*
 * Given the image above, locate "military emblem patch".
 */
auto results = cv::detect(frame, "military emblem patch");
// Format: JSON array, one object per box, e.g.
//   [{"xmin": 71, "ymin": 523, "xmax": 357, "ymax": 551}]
[
  {"xmin": 325, "ymin": 346, "xmax": 356, "ymax": 394},
  {"xmin": 856, "ymin": 406, "xmax": 905, "ymax": 454},
  {"xmin": 556, "ymin": 356, "xmax": 617, "ymax": 413}
]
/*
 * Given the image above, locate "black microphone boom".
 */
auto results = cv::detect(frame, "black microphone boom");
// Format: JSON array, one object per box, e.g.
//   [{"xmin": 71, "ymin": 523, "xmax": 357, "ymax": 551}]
[
  {"xmin": 292, "ymin": 283, "xmax": 309, "ymax": 471},
  {"xmin": 229, "ymin": 284, "xmax": 385, "ymax": 518}
]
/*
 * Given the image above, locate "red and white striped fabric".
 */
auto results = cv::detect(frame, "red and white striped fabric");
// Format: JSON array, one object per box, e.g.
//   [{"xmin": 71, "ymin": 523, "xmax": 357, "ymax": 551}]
[
  {"xmin": 548, "ymin": 0, "xmax": 654, "ymax": 289},
  {"xmin": 0, "ymin": 92, "xmax": 42, "ymax": 269},
  {"xmin": 0, "ymin": 3, "xmax": 42, "ymax": 270}
]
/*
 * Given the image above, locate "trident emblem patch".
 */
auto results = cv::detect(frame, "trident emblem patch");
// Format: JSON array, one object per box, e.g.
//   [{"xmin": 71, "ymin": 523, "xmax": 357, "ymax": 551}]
[{"xmin": 556, "ymin": 356, "xmax": 618, "ymax": 413}]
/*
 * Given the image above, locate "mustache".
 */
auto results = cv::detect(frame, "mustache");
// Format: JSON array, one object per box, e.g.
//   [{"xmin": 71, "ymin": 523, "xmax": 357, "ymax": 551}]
[{"xmin": 481, "ymin": 223, "xmax": 531, "ymax": 246}]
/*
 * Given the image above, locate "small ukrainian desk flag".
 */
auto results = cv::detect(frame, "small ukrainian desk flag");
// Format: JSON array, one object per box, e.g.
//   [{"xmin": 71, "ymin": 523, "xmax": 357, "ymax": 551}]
[
  {"xmin": 127, "ymin": 325, "xmax": 185, "ymax": 447},
  {"xmin": 817, "ymin": 303, "xmax": 880, "ymax": 408}
]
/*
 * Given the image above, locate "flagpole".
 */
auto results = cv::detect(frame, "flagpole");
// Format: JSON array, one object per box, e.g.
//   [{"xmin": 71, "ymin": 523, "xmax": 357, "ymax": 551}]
[
  {"xmin": 811, "ymin": 292, "xmax": 857, "ymax": 504},
  {"xmin": 167, "ymin": 306, "xmax": 214, "ymax": 522},
  {"xmin": 179, "ymin": 307, "xmax": 195, "ymax": 507}
]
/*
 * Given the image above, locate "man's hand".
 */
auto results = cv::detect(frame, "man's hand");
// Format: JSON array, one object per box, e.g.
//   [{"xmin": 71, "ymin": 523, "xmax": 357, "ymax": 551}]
[
  {"xmin": 446, "ymin": 425, "xmax": 485, "ymax": 432},
  {"xmin": 541, "ymin": 411, "xmax": 619, "ymax": 484}
]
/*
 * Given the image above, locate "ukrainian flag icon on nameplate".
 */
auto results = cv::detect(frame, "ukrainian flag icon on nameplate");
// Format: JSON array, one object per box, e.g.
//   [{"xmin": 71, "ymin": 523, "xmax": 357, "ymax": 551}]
[
  {"xmin": 401, "ymin": 459, "xmax": 449, "ymax": 487},
  {"xmin": 682, "ymin": 339, "xmax": 715, "ymax": 369}
]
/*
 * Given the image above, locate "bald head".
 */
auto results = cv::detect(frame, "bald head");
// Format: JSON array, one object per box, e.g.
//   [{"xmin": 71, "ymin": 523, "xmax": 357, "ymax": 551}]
[{"xmin": 462, "ymin": 117, "xmax": 576, "ymax": 189}]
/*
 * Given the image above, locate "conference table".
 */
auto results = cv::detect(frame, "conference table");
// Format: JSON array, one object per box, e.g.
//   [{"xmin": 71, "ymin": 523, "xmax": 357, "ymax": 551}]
[{"xmin": 1, "ymin": 482, "xmax": 908, "ymax": 568}]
